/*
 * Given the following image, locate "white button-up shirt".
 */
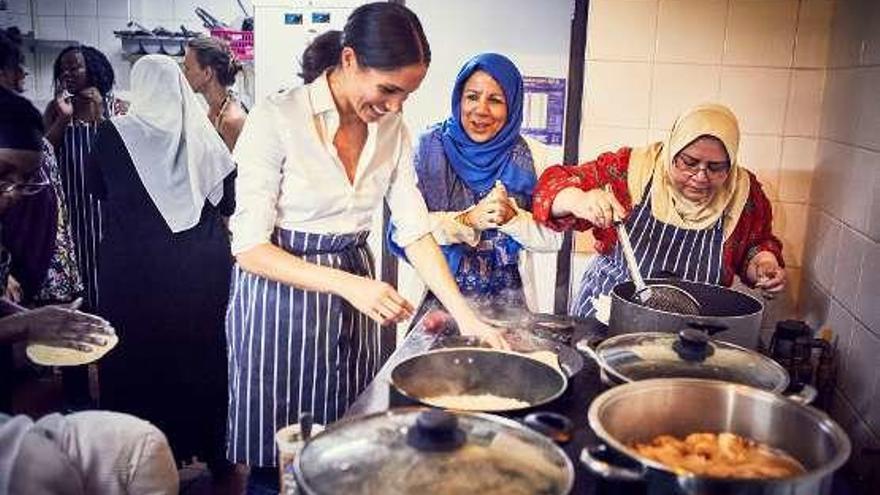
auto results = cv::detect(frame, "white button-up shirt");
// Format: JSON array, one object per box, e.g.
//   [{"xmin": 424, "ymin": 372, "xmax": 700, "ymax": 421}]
[{"xmin": 230, "ymin": 72, "xmax": 431, "ymax": 255}]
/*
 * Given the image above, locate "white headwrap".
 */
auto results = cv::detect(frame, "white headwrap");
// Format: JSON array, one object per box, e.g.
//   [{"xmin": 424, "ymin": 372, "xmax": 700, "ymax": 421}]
[{"xmin": 111, "ymin": 54, "xmax": 235, "ymax": 233}]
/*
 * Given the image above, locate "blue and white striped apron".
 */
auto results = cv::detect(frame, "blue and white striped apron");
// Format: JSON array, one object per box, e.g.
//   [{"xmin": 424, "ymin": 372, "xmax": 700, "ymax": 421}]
[
  {"xmin": 225, "ymin": 229, "xmax": 384, "ymax": 467},
  {"xmin": 57, "ymin": 122, "xmax": 101, "ymax": 312},
  {"xmin": 572, "ymin": 181, "xmax": 724, "ymax": 317}
]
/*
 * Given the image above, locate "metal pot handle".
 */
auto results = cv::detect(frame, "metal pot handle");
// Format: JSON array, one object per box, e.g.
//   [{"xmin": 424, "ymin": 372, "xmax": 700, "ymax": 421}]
[
  {"xmin": 786, "ymin": 383, "xmax": 818, "ymax": 405},
  {"xmin": 579, "ymin": 443, "xmax": 647, "ymax": 481}
]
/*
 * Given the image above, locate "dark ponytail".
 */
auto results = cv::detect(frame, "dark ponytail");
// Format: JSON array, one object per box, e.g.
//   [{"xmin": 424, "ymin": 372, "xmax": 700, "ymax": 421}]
[
  {"xmin": 299, "ymin": 30, "xmax": 343, "ymax": 84},
  {"xmin": 298, "ymin": 2, "xmax": 430, "ymax": 84}
]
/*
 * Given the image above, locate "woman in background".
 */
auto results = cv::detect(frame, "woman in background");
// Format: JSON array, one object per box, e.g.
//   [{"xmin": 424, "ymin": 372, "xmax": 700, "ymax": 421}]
[
  {"xmin": 90, "ymin": 55, "xmax": 235, "ymax": 475},
  {"xmin": 43, "ymin": 45, "xmax": 117, "ymax": 315},
  {"xmin": 183, "ymin": 37, "xmax": 247, "ymax": 150},
  {"xmin": 388, "ymin": 53, "xmax": 561, "ymax": 316},
  {"xmin": 533, "ymin": 104, "xmax": 785, "ymax": 320},
  {"xmin": 0, "ymin": 28, "xmax": 81, "ymax": 307}
]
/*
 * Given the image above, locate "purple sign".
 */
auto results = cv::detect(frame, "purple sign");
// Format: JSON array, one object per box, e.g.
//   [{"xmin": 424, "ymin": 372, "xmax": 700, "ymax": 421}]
[{"xmin": 521, "ymin": 76, "xmax": 566, "ymax": 146}]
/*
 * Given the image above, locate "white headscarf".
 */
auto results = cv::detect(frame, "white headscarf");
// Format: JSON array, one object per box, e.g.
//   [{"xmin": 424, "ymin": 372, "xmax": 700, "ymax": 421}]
[{"xmin": 111, "ymin": 54, "xmax": 235, "ymax": 233}]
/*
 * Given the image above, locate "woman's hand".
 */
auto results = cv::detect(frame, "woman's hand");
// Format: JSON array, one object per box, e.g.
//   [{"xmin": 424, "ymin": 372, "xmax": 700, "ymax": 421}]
[
  {"xmin": 338, "ymin": 276, "xmax": 415, "ymax": 326},
  {"xmin": 457, "ymin": 316, "xmax": 510, "ymax": 350},
  {"xmin": 463, "ymin": 183, "xmax": 516, "ymax": 230},
  {"xmin": 4, "ymin": 276, "xmax": 22, "ymax": 303},
  {"xmin": 0, "ymin": 299, "xmax": 115, "ymax": 351},
  {"xmin": 746, "ymin": 251, "xmax": 786, "ymax": 297},
  {"xmin": 54, "ymin": 90, "xmax": 74, "ymax": 120},
  {"xmin": 553, "ymin": 187, "xmax": 626, "ymax": 228},
  {"xmin": 572, "ymin": 188, "xmax": 626, "ymax": 228}
]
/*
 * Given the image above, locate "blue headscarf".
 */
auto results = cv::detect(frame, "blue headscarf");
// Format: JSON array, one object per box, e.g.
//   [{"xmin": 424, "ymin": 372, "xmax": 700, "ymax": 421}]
[{"xmin": 440, "ymin": 53, "xmax": 536, "ymax": 198}]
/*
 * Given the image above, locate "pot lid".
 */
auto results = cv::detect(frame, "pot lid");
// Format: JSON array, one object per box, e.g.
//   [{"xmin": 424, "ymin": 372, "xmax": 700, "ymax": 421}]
[
  {"xmin": 295, "ymin": 408, "xmax": 573, "ymax": 495},
  {"xmin": 595, "ymin": 330, "xmax": 790, "ymax": 392}
]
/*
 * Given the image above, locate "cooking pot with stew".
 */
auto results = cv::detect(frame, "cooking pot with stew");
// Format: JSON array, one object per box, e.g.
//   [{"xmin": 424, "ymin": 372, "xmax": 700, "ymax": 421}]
[{"xmin": 581, "ymin": 378, "xmax": 850, "ymax": 495}]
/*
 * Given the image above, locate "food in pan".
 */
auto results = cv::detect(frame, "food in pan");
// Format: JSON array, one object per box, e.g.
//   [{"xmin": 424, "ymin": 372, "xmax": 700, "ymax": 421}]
[
  {"xmin": 630, "ymin": 432, "xmax": 805, "ymax": 478},
  {"xmin": 421, "ymin": 393, "xmax": 530, "ymax": 411}
]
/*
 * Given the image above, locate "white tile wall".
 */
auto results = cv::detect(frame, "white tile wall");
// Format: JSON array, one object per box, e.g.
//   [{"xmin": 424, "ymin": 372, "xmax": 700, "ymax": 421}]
[
  {"xmin": 784, "ymin": 69, "xmax": 825, "ymax": 137},
  {"xmin": 802, "ymin": 0, "xmax": 880, "ymax": 446},
  {"xmin": 793, "ymin": 0, "xmax": 833, "ymax": 68},
  {"xmin": 824, "ymin": 299, "xmax": 855, "ymax": 381},
  {"xmin": 856, "ymin": 241, "xmax": 880, "ymax": 332},
  {"xmin": 840, "ymin": 323, "xmax": 880, "ymax": 417},
  {"xmin": 649, "ymin": 63, "xmax": 721, "ymax": 130},
  {"xmin": 586, "ymin": 0, "xmax": 658, "ymax": 62},
  {"xmin": 66, "ymin": 15, "xmax": 98, "ymax": 46},
  {"xmin": 96, "ymin": 0, "xmax": 127, "ymax": 18},
  {"xmin": 723, "ymin": 0, "xmax": 798, "ymax": 68},
  {"xmin": 803, "ymin": 209, "xmax": 841, "ymax": 292},
  {"xmin": 655, "ymin": 0, "xmax": 727, "ymax": 64},
  {"xmin": 5, "ymin": 0, "xmax": 30, "ymax": 15},
  {"xmin": 66, "ymin": 0, "xmax": 97, "ymax": 17},
  {"xmin": 855, "ymin": 66, "xmax": 880, "ymax": 152},
  {"xmin": 738, "ymin": 134, "xmax": 782, "ymax": 200},
  {"xmin": 36, "ymin": 0, "xmax": 66, "ymax": 16},
  {"xmin": 583, "ymin": 61, "xmax": 652, "ymax": 128},
  {"xmin": 578, "ymin": 125, "xmax": 650, "ymax": 162},
  {"xmin": 719, "ymin": 67, "xmax": 790, "ymax": 135},
  {"xmin": 35, "ymin": 15, "xmax": 67, "ymax": 39},
  {"xmin": 826, "ymin": 0, "xmax": 865, "ymax": 69},
  {"xmin": 779, "ymin": 137, "xmax": 818, "ymax": 203},
  {"xmin": 820, "ymin": 68, "xmax": 859, "ymax": 144},
  {"xmin": 869, "ymin": 165, "xmax": 880, "ymax": 242},
  {"xmin": 776, "ymin": 201, "xmax": 807, "ymax": 268},
  {"xmin": 831, "ymin": 227, "xmax": 869, "ymax": 312},
  {"xmin": 838, "ymin": 147, "xmax": 875, "ymax": 233},
  {"xmin": 864, "ymin": 3, "xmax": 880, "ymax": 66}
]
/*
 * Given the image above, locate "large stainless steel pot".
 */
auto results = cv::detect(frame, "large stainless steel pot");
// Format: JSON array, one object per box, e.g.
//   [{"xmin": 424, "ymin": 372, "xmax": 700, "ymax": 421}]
[
  {"xmin": 581, "ymin": 379, "xmax": 850, "ymax": 495},
  {"xmin": 294, "ymin": 408, "xmax": 575, "ymax": 495},
  {"xmin": 610, "ymin": 279, "xmax": 765, "ymax": 349},
  {"xmin": 390, "ymin": 348, "xmax": 568, "ymax": 412}
]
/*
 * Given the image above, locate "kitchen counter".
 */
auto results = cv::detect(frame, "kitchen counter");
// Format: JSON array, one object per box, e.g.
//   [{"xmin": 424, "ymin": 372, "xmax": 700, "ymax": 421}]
[{"xmin": 345, "ymin": 315, "xmax": 645, "ymax": 494}]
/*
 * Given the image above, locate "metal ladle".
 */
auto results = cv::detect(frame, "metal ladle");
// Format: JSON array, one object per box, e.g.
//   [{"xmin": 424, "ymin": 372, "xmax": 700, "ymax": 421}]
[{"xmin": 614, "ymin": 218, "xmax": 701, "ymax": 315}]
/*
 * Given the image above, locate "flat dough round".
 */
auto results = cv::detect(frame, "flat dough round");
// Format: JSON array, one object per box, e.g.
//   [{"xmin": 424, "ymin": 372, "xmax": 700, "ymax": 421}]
[{"xmin": 26, "ymin": 334, "xmax": 119, "ymax": 366}]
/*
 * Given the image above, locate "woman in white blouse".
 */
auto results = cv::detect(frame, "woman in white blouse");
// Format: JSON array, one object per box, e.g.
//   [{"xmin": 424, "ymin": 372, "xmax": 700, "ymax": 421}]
[{"xmin": 226, "ymin": 2, "xmax": 505, "ymax": 477}]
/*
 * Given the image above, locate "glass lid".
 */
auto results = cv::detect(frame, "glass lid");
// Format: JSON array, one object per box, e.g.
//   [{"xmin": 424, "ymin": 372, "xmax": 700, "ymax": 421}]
[
  {"xmin": 296, "ymin": 408, "xmax": 572, "ymax": 495},
  {"xmin": 595, "ymin": 329, "xmax": 790, "ymax": 392}
]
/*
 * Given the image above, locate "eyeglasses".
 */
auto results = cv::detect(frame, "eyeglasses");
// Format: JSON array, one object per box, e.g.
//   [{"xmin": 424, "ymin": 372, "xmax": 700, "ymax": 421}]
[
  {"xmin": 0, "ymin": 173, "xmax": 50, "ymax": 196},
  {"xmin": 673, "ymin": 152, "xmax": 731, "ymax": 178}
]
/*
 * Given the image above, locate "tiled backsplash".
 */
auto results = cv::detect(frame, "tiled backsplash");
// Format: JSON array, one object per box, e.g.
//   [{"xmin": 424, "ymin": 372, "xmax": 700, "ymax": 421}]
[{"xmin": 0, "ymin": 0, "xmax": 253, "ymax": 108}]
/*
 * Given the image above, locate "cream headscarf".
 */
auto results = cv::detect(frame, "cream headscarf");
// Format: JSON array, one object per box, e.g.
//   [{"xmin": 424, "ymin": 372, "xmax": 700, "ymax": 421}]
[{"xmin": 627, "ymin": 103, "xmax": 750, "ymax": 240}]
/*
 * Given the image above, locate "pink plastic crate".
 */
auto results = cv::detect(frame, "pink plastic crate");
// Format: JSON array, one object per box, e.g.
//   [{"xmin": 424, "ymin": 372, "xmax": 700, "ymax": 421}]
[{"xmin": 209, "ymin": 28, "xmax": 254, "ymax": 61}]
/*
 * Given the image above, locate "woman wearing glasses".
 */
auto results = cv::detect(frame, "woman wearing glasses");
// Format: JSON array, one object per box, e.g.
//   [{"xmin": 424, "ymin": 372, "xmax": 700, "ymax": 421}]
[{"xmin": 533, "ymin": 103, "xmax": 785, "ymax": 318}]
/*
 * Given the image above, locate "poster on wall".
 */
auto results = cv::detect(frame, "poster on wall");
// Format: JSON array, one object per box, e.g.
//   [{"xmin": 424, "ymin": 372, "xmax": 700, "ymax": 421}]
[{"xmin": 521, "ymin": 76, "xmax": 566, "ymax": 146}]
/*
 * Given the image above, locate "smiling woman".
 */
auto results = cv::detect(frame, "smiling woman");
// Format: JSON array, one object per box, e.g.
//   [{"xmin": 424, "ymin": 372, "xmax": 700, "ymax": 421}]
[
  {"xmin": 225, "ymin": 3, "xmax": 506, "ymax": 485},
  {"xmin": 386, "ymin": 53, "xmax": 562, "ymax": 317}
]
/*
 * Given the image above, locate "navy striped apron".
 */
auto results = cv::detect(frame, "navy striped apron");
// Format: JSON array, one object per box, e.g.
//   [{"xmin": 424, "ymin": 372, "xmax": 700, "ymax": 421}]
[
  {"xmin": 225, "ymin": 229, "xmax": 385, "ymax": 467},
  {"xmin": 572, "ymin": 181, "xmax": 724, "ymax": 317},
  {"xmin": 57, "ymin": 122, "xmax": 101, "ymax": 312}
]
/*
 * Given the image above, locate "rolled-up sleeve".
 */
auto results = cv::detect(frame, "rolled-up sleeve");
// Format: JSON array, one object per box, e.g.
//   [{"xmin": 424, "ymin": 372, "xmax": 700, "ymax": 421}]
[
  {"xmin": 386, "ymin": 126, "xmax": 432, "ymax": 248},
  {"xmin": 229, "ymin": 99, "xmax": 285, "ymax": 255}
]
